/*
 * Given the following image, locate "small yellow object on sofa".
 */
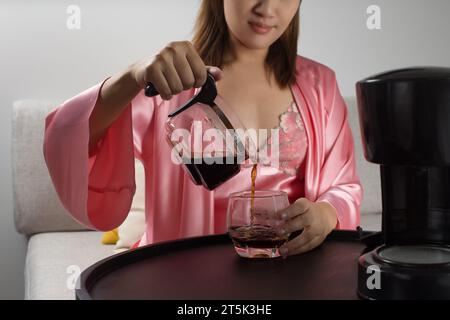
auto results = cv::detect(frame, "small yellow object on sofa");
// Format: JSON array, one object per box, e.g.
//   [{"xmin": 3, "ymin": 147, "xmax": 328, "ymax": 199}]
[{"xmin": 101, "ymin": 228, "xmax": 119, "ymax": 245}]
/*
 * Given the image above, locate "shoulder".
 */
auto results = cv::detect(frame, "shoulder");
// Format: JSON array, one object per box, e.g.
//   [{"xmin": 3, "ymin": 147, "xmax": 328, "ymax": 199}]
[
  {"xmin": 294, "ymin": 55, "xmax": 337, "ymax": 86},
  {"xmin": 294, "ymin": 55, "xmax": 341, "ymax": 117}
]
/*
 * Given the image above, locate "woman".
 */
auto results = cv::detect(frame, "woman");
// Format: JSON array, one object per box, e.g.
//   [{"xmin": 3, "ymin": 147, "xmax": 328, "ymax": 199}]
[{"xmin": 43, "ymin": 0, "xmax": 363, "ymax": 257}]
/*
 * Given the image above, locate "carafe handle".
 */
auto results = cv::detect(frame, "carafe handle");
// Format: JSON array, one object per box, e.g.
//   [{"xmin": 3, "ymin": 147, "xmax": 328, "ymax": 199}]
[{"xmin": 144, "ymin": 72, "xmax": 217, "ymax": 118}]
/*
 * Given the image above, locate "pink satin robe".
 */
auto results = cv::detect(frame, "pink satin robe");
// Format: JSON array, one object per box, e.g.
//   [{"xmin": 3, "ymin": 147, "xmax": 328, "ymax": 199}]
[{"xmin": 43, "ymin": 55, "xmax": 363, "ymax": 247}]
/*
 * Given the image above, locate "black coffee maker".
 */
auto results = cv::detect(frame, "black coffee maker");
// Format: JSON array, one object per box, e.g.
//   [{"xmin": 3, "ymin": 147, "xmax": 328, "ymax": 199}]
[{"xmin": 356, "ymin": 67, "xmax": 450, "ymax": 299}]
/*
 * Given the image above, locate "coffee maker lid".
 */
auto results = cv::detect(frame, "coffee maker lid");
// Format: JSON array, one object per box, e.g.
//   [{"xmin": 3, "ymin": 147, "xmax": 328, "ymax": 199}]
[
  {"xmin": 356, "ymin": 66, "xmax": 450, "ymax": 165},
  {"xmin": 359, "ymin": 66, "xmax": 450, "ymax": 84}
]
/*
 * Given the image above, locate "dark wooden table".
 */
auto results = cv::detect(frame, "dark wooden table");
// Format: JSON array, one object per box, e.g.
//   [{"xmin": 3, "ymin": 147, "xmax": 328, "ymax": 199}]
[{"xmin": 76, "ymin": 229, "xmax": 376, "ymax": 300}]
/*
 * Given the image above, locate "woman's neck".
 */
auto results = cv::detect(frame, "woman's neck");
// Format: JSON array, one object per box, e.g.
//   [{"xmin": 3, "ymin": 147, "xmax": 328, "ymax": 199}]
[{"xmin": 226, "ymin": 32, "xmax": 269, "ymax": 67}]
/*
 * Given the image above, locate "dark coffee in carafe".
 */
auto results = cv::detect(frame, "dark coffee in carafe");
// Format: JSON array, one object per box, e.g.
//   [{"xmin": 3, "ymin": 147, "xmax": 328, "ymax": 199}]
[{"xmin": 181, "ymin": 155, "xmax": 241, "ymax": 190}]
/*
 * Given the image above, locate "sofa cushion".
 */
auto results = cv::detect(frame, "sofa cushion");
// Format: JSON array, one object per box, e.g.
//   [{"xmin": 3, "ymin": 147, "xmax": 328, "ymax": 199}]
[
  {"xmin": 25, "ymin": 231, "xmax": 114, "ymax": 300},
  {"xmin": 13, "ymin": 100, "xmax": 90, "ymax": 235}
]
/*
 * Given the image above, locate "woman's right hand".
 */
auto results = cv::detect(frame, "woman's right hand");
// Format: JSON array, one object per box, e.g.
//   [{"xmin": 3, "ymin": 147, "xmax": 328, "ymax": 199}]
[{"xmin": 130, "ymin": 41, "xmax": 222, "ymax": 100}]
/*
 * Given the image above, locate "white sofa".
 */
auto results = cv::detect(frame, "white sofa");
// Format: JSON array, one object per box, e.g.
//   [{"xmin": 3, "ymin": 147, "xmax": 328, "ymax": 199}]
[{"xmin": 12, "ymin": 97, "xmax": 382, "ymax": 300}]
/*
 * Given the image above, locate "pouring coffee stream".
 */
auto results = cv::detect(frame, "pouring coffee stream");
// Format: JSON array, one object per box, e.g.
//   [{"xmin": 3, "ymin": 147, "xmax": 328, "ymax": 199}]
[{"xmin": 250, "ymin": 163, "xmax": 257, "ymax": 225}]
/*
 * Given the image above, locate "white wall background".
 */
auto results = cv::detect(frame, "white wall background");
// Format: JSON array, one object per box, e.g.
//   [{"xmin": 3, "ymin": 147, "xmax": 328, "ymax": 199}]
[{"xmin": 1, "ymin": 0, "xmax": 449, "ymax": 299}]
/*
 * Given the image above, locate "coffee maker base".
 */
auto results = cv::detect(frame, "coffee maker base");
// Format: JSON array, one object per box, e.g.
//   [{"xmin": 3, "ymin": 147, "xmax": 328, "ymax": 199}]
[{"xmin": 357, "ymin": 245, "xmax": 450, "ymax": 300}]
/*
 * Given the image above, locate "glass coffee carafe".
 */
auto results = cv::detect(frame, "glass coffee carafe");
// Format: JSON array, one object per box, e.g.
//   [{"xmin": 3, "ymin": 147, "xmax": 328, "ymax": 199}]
[{"xmin": 145, "ymin": 72, "xmax": 256, "ymax": 190}]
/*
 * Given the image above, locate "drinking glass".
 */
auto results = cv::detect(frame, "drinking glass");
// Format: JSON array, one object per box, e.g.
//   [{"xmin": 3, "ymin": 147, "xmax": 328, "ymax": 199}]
[{"xmin": 227, "ymin": 190, "xmax": 290, "ymax": 258}]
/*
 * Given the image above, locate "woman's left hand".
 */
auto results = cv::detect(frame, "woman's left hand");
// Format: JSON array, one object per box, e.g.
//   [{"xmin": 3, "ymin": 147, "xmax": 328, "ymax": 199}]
[{"xmin": 275, "ymin": 198, "xmax": 338, "ymax": 257}]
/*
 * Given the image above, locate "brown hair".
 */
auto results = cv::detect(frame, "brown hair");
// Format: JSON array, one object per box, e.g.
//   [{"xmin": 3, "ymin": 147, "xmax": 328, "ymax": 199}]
[{"xmin": 191, "ymin": 0, "xmax": 300, "ymax": 88}]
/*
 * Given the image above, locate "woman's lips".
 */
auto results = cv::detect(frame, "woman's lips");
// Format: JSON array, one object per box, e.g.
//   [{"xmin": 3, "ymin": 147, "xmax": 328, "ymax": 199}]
[{"xmin": 248, "ymin": 21, "xmax": 273, "ymax": 34}]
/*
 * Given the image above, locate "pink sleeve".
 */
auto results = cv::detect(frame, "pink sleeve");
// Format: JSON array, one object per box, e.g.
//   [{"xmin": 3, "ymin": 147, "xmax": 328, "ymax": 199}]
[
  {"xmin": 316, "ymin": 72, "xmax": 363, "ymax": 230},
  {"xmin": 43, "ymin": 78, "xmax": 155, "ymax": 231}
]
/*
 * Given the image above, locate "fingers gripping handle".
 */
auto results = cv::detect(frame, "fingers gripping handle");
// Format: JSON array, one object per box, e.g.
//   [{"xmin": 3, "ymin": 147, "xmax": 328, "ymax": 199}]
[{"xmin": 144, "ymin": 72, "xmax": 218, "ymax": 118}]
